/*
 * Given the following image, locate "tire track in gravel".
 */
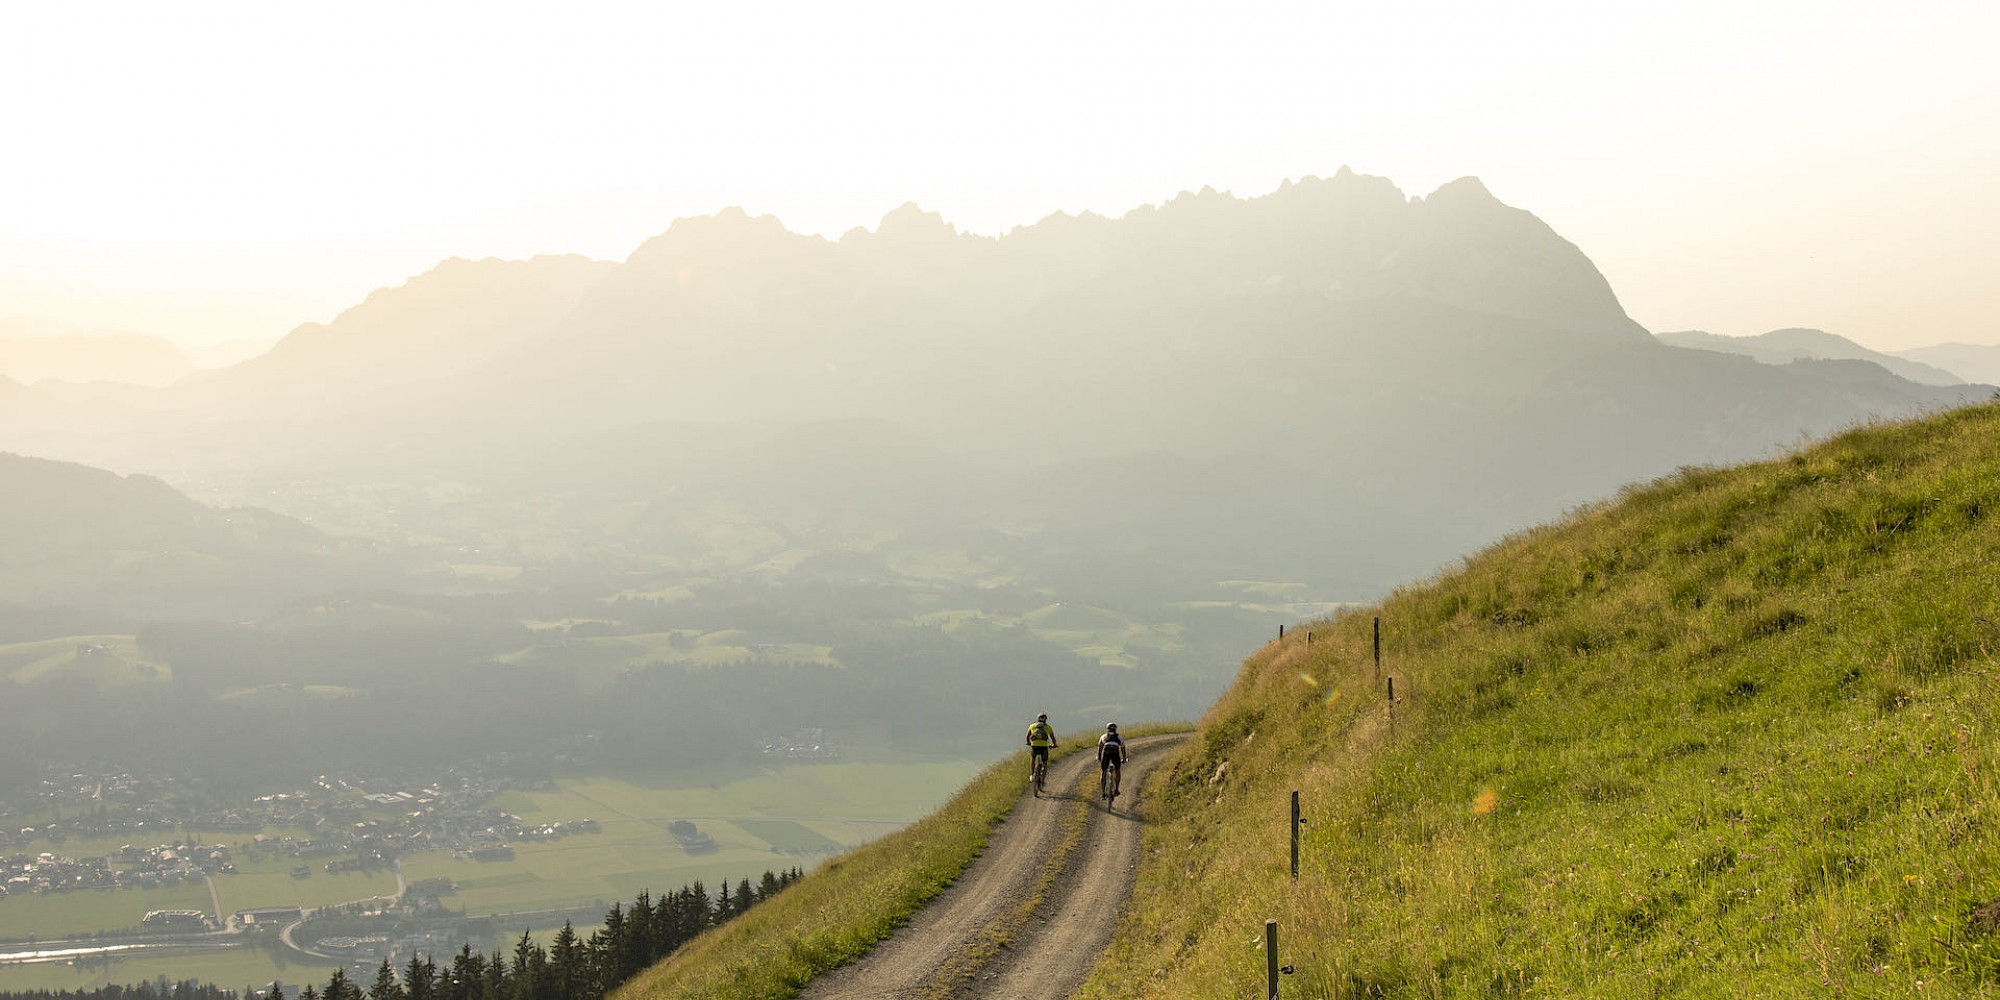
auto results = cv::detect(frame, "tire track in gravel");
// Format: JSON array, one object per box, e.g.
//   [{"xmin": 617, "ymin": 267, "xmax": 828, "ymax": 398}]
[{"xmin": 800, "ymin": 733, "xmax": 1186, "ymax": 1000}]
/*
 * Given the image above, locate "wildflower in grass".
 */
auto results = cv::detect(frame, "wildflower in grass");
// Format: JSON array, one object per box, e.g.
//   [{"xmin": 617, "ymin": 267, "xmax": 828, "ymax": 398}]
[{"xmin": 1472, "ymin": 788, "xmax": 1500, "ymax": 816}]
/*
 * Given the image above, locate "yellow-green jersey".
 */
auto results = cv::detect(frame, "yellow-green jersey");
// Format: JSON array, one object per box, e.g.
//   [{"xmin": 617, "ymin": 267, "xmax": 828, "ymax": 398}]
[{"xmin": 1026, "ymin": 721, "xmax": 1056, "ymax": 747}]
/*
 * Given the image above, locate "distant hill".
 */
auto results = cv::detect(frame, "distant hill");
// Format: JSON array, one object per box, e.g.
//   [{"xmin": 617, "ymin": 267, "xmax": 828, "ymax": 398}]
[
  {"xmin": 1655, "ymin": 327, "xmax": 1967, "ymax": 385},
  {"xmin": 1897, "ymin": 341, "xmax": 2000, "ymax": 387},
  {"xmin": 0, "ymin": 172, "xmax": 1984, "ymax": 597},
  {"xmin": 0, "ymin": 321, "xmax": 194, "ymax": 386},
  {"xmin": 0, "ymin": 453, "xmax": 404, "ymax": 620}
]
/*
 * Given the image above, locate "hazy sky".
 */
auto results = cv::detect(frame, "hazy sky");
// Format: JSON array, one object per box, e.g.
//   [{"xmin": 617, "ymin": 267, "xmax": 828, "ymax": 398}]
[{"xmin": 2, "ymin": 1, "xmax": 1993, "ymax": 352}]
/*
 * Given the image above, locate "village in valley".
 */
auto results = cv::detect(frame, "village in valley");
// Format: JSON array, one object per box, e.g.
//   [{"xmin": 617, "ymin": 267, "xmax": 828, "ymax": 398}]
[
  {"xmin": 0, "ymin": 751, "xmax": 617, "ymax": 982},
  {"xmin": 2, "ymin": 756, "xmax": 597, "ymax": 898}
]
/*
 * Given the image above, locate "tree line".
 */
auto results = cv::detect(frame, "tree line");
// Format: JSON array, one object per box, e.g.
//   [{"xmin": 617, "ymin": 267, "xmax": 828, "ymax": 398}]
[{"xmin": 0, "ymin": 867, "xmax": 803, "ymax": 1000}]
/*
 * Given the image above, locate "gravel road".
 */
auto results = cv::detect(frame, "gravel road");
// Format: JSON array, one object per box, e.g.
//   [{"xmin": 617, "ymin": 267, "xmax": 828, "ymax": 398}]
[{"xmin": 800, "ymin": 733, "xmax": 1186, "ymax": 1000}]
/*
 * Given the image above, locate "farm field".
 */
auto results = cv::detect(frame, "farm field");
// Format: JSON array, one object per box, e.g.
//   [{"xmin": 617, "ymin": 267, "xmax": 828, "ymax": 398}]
[
  {"xmin": 0, "ymin": 635, "xmax": 162, "ymax": 688},
  {"xmin": 497, "ymin": 630, "xmax": 839, "ymax": 681},
  {"xmin": 209, "ymin": 868, "xmax": 398, "ymax": 917},
  {"xmin": 0, "ymin": 882, "xmax": 211, "ymax": 941},
  {"xmin": 409, "ymin": 758, "xmax": 981, "ymax": 916},
  {"xmin": 0, "ymin": 757, "xmax": 984, "ymax": 994},
  {"xmin": 0, "ymin": 942, "xmax": 341, "ymax": 995}
]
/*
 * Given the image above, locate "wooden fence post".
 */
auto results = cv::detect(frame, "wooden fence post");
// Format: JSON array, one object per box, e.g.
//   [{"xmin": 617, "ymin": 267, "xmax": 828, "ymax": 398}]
[
  {"xmin": 1290, "ymin": 790, "xmax": 1301, "ymax": 879},
  {"xmin": 1266, "ymin": 919, "xmax": 1280, "ymax": 999}
]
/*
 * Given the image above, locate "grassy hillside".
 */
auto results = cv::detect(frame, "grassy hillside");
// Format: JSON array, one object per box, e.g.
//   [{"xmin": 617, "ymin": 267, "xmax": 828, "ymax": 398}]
[{"xmin": 1083, "ymin": 402, "xmax": 2000, "ymax": 997}]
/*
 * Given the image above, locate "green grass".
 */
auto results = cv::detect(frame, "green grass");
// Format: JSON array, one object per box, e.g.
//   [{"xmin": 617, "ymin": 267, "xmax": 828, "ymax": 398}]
[
  {"xmin": 0, "ymin": 944, "xmax": 341, "ymax": 995},
  {"xmin": 0, "ymin": 635, "xmax": 165, "ymax": 688},
  {"xmin": 213, "ymin": 684, "xmax": 363, "ymax": 704},
  {"xmin": 0, "ymin": 882, "xmax": 212, "ymax": 941},
  {"xmin": 729, "ymin": 821, "xmax": 842, "ymax": 854},
  {"xmin": 210, "ymin": 869, "xmax": 397, "ymax": 916},
  {"xmin": 498, "ymin": 631, "xmax": 839, "ymax": 675},
  {"xmin": 1078, "ymin": 403, "xmax": 2000, "ymax": 998},
  {"xmin": 399, "ymin": 762, "xmax": 980, "ymax": 919},
  {"xmin": 1218, "ymin": 580, "xmax": 1312, "ymax": 598},
  {"xmin": 1019, "ymin": 603, "xmax": 1188, "ymax": 667}
]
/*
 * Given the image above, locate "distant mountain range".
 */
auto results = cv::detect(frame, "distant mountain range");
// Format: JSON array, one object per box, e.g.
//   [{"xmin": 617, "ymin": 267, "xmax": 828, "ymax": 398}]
[
  {"xmin": 1654, "ymin": 327, "xmax": 1966, "ymax": 385},
  {"xmin": 1895, "ymin": 342, "xmax": 2000, "ymax": 387},
  {"xmin": 0, "ymin": 170, "xmax": 1987, "ymax": 599}
]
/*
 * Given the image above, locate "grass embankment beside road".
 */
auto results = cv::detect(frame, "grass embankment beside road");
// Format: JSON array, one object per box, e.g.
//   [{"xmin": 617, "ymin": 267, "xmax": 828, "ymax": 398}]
[
  {"xmin": 615, "ymin": 726, "xmax": 1184, "ymax": 1000},
  {"xmin": 1080, "ymin": 404, "xmax": 2000, "ymax": 998}
]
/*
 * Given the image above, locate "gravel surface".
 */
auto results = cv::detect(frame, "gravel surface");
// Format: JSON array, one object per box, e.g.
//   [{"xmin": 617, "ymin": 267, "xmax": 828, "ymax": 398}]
[{"xmin": 800, "ymin": 733, "xmax": 1186, "ymax": 1000}]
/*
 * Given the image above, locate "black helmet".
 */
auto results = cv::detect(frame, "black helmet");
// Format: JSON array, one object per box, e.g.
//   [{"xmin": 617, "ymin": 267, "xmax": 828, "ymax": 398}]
[
  {"xmin": 1105, "ymin": 723, "xmax": 1117, "ymax": 732},
  {"xmin": 1037, "ymin": 713, "xmax": 1048, "ymax": 722}
]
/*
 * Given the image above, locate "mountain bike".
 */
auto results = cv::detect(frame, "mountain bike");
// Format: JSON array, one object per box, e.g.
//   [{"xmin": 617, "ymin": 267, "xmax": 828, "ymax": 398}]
[
  {"xmin": 1100, "ymin": 757, "xmax": 1120, "ymax": 806},
  {"xmin": 1031, "ymin": 752, "xmax": 1048, "ymax": 797}
]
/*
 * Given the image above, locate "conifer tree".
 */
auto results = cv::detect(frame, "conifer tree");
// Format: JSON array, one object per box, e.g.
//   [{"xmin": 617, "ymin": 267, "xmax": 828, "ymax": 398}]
[
  {"xmin": 402, "ymin": 956, "xmax": 436, "ymax": 1000},
  {"xmin": 509, "ymin": 933, "xmax": 539, "ymax": 1000},
  {"xmin": 445, "ymin": 944, "xmax": 479, "ymax": 1000},
  {"xmin": 480, "ymin": 950, "xmax": 505, "ymax": 1000},
  {"xmin": 368, "ymin": 961, "xmax": 405, "ymax": 1000},
  {"xmin": 624, "ymin": 892, "xmax": 654, "ymax": 970},
  {"xmin": 549, "ymin": 922, "xmax": 583, "ymax": 1000}
]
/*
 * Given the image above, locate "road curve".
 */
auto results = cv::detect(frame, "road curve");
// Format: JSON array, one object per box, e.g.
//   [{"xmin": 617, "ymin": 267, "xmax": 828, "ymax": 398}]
[{"xmin": 800, "ymin": 733, "xmax": 1186, "ymax": 1000}]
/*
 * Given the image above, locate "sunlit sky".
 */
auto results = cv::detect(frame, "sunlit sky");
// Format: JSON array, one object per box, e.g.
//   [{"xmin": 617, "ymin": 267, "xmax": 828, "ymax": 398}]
[{"xmin": 2, "ymin": 0, "xmax": 1994, "ymax": 352}]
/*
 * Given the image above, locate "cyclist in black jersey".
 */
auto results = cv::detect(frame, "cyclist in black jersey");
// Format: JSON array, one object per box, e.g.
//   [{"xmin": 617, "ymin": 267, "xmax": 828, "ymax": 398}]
[{"xmin": 1097, "ymin": 723, "xmax": 1126, "ymax": 796}]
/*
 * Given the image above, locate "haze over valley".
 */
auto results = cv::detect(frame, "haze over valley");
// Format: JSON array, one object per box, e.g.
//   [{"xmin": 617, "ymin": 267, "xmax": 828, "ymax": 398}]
[
  {"xmin": 5, "ymin": 0, "xmax": 1996, "ymax": 991},
  {"xmin": 4, "ymin": 167, "xmax": 1989, "ymax": 780},
  {"xmin": 2, "ymin": 170, "xmax": 1993, "ymax": 994}
]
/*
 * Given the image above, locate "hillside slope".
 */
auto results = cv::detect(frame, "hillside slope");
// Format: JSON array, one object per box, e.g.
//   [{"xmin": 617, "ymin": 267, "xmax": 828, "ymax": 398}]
[
  {"xmin": 1084, "ymin": 401, "xmax": 2000, "ymax": 997},
  {"xmin": 0, "ymin": 453, "xmax": 404, "ymax": 621}
]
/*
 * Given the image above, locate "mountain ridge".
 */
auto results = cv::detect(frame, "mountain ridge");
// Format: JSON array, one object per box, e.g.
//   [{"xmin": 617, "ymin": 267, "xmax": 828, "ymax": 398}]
[
  {"xmin": 1656, "ymin": 327, "xmax": 1967, "ymax": 386},
  {"xmin": 0, "ymin": 171, "xmax": 1984, "ymax": 600}
]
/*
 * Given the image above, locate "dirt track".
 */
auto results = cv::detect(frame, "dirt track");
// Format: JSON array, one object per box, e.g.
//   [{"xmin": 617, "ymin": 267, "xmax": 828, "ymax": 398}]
[{"xmin": 800, "ymin": 733, "xmax": 1185, "ymax": 1000}]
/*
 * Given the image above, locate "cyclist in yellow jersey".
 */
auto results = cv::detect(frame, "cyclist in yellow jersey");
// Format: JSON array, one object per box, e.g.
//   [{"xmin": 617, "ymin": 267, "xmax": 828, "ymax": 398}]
[{"xmin": 1025, "ymin": 713, "xmax": 1058, "ymax": 779}]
